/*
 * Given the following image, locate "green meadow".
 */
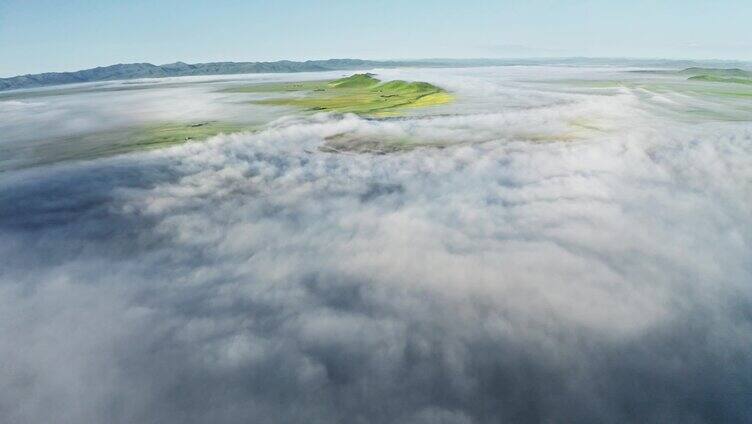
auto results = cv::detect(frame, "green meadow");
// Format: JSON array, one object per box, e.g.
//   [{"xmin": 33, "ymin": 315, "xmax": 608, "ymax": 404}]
[
  {"xmin": 687, "ymin": 75, "xmax": 752, "ymax": 85},
  {"xmin": 680, "ymin": 68, "xmax": 752, "ymax": 85},
  {"xmin": 2, "ymin": 122, "xmax": 251, "ymax": 172},
  {"xmin": 130, "ymin": 122, "xmax": 248, "ymax": 150}
]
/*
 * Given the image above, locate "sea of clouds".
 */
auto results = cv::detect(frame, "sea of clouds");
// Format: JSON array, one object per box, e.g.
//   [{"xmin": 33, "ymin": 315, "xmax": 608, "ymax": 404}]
[{"xmin": 1, "ymin": 66, "xmax": 751, "ymax": 423}]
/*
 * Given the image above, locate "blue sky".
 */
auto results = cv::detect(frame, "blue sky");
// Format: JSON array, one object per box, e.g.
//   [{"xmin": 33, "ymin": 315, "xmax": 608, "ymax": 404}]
[{"xmin": 1, "ymin": 0, "xmax": 750, "ymax": 77}]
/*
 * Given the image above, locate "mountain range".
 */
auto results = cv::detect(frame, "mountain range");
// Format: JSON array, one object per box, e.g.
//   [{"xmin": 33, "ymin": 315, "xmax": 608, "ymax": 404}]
[
  {"xmin": 4, "ymin": 58, "xmax": 752, "ymax": 92},
  {"xmin": 0, "ymin": 59, "xmax": 423, "ymax": 91}
]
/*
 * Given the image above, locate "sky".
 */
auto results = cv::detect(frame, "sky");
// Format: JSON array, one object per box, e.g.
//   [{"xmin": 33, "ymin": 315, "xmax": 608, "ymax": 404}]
[{"xmin": 1, "ymin": 0, "xmax": 751, "ymax": 77}]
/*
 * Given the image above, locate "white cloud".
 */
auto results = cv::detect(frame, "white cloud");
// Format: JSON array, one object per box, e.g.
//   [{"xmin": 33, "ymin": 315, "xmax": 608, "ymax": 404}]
[{"xmin": 1, "ymin": 65, "xmax": 751, "ymax": 423}]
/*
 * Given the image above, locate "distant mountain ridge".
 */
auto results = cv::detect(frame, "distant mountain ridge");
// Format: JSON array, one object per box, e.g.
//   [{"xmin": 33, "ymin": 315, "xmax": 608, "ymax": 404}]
[
  {"xmin": 4, "ymin": 58, "xmax": 752, "ymax": 92},
  {"xmin": 0, "ymin": 59, "xmax": 421, "ymax": 91}
]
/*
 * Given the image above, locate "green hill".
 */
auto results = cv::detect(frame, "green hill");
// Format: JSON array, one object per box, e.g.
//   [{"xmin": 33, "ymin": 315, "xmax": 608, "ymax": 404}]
[
  {"xmin": 680, "ymin": 67, "xmax": 752, "ymax": 78},
  {"xmin": 682, "ymin": 67, "xmax": 752, "ymax": 85},
  {"xmin": 244, "ymin": 73, "xmax": 453, "ymax": 115},
  {"xmin": 328, "ymin": 73, "xmax": 380, "ymax": 88},
  {"xmin": 688, "ymin": 74, "xmax": 752, "ymax": 85}
]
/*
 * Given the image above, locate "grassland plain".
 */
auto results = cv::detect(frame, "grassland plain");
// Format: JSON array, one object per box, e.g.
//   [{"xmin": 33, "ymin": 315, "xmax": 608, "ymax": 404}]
[
  {"xmin": 681, "ymin": 67, "xmax": 752, "ymax": 85},
  {"xmin": 687, "ymin": 75, "xmax": 752, "ymax": 85},
  {"xmin": 0, "ymin": 122, "xmax": 251, "ymax": 172},
  {"xmin": 224, "ymin": 73, "xmax": 453, "ymax": 115},
  {"xmin": 0, "ymin": 74, "xmax": 454, "ymax": 171}
]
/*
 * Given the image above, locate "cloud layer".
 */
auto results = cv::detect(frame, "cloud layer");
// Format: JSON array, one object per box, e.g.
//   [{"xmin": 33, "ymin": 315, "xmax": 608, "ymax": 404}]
[{"xmin": 1, "ymin": 66, "xmax": 751, "ymax": 423}]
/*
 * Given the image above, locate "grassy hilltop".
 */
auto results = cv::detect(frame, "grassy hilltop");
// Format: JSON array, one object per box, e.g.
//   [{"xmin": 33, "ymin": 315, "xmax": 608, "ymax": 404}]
[
  {"xmin": 226, "ymin": 73, "xmax": 453, "ymax": 115},
  {"xmin": 682, "ymin": 67, "xmax": 752, "ymax": 85}
]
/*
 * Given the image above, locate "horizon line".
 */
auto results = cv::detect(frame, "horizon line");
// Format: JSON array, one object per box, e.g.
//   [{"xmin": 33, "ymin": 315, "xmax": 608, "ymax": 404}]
[{"xmin": 4, "ymin": 56, "xmax": 752, "ymax": 80}]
